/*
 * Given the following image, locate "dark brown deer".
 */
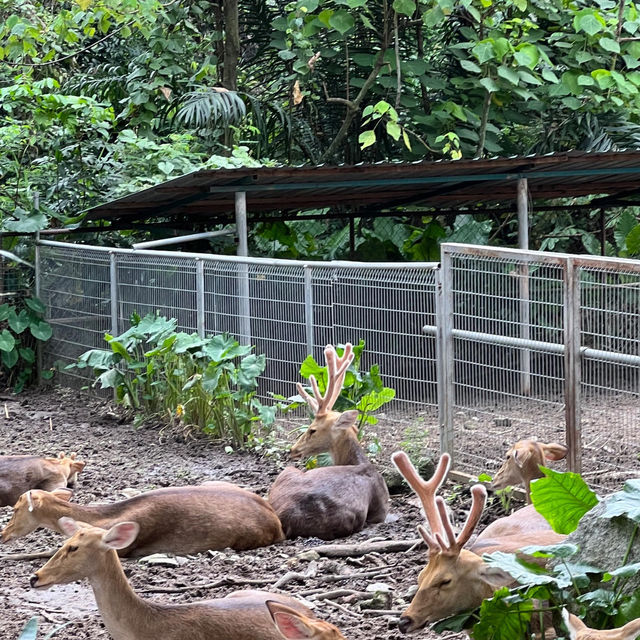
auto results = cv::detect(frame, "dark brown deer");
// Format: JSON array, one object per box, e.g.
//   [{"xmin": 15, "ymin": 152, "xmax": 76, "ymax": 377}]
[
  {"xmin": 268, "ymin": 344, "xmax": 389, "ymax": 540},
  {"xmin": 391, "ymin": 451, "xmax": 565, "ymax": 634},
  {"xmin": 492, "ymin": 439, "xmax": 568, "ymax": 503},
  {"xmin": 2, "ymin": 482, "xmax": 283, "ymax": 555},
  {"xmin": 0, "ymin": 452, "xmax": 85, "ymax": 507},
  {"xmin": 30, "ymin": 518, "xmax": 317, "ymax": 640}
]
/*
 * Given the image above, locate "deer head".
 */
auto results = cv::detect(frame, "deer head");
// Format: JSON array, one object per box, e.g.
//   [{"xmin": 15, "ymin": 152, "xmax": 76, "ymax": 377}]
[
  {"xmin": 492, "ymin": 440, "xmax": 568, "ymax": 502},
  {"xmin": 54, "ymin": 452, "xmax": 86, "ymax": 486},
  {"xmin": 2, "ymin": 488, "xmax": 73, "ymax": 543},
  {"xmin": 30, "ymin": 518, "xmax": 139, "ymax": 589},
  {"xmin": 392, "ymin": 452, "xmax": 511, "ymax": 633},
  {"xmin": 290, "ymin": 344, "xmax": 360, "ymax": 465},
  {"xmin": 562, "ymin": 609, "xmax": 640, "ymax": 640},
  {"xmin": 267, "ymin": 601, "xmax": 346, "ymax": 639}
]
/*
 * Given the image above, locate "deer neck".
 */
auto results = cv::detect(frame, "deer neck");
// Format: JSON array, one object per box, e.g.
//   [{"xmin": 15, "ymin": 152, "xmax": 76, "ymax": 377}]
[
  {"xmin": 90, "ymin": 551, "xmax": 162, "ymax": 640},
  {"xmin": 331, "ymin": 433, "xmax": 369, "ymax": 466}
]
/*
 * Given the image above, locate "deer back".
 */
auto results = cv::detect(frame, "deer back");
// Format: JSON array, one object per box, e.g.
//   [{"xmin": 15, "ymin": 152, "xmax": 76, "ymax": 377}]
[
  {"xmin": 0, "ymin": 453, "xmax": 85, "ymax": 507},
  {"xmin": 3, "ymin": 484, "xmax": 284, "ymax": 555}
]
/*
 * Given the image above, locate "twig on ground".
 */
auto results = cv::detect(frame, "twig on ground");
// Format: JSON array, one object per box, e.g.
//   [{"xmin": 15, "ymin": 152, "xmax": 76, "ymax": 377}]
[
  {"xmin": 323, "ymin": 599, "xmax": 363, "ymax": 618},
  {"xmin": 139, "ymin": 575, "xmax": 273, "ymax": 594},
  {"xmin": 0, "ymin": 549, "xmax": 56, "ymax": 561},
  {"xmin": 362, "ymin": 609, "xmax": 402, "ymax": 617},
  {"xmin": 310, "ymin": 538, "xmax": 422, "ymax": 557}
]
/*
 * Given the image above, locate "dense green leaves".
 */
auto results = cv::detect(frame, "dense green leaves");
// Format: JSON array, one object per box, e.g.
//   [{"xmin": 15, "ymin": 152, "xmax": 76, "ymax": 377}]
[{"xmin": 601, "ymin": 479, "xmax": 640, "ymax": 523}]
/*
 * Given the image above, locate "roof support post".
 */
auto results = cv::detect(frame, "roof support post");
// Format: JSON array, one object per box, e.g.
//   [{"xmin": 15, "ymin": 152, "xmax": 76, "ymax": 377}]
[
  {"xmin": 517, "ymin": 178, "xmax": 531, "ymax": 395},
  {"xmin": 235, "ymin": 191, "xmax": 251, "ymax": 346}
]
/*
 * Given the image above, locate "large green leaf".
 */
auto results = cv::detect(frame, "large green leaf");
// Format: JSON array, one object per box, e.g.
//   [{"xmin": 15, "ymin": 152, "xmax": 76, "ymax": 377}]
[
  {"xmin": 600, "ymin": 478, "xmax": 640, "ymax": 522},
  {"xmin": 237, "ymin": 353, "xmax": 266, "ymax": 391},
  {"xmin": 9, "ymin": 309, "xmax": 30, "ymax": 334},
  {"xmin": 2, "ymin": 347, "xmax": 19, "ymax": 369},
  {"xmin": 393, "ymin": 0, "xmax": 416, "ymax": 16},
  {"xmin": 328, "ymin": 10, "xmax": 354, "ymax": 34},
  {"xmin": 24, "ymin": 297, "xmax": 46, "ymax": 314},
  {"xmin": 30, "ymin": 320, "xmax": 53, "ymax": 342},
  {"xmin": 483, "ymin": 551, "xmax": 562, "ymax": 587},
  {"xmin": 0, "ymin": 329, "xmax": 16, "ymax": 352},
  {"xmin": 18, "ymin": 617, "xmax": 38, "ymax": 640},
  {"xmin": 3, "ymin": 212, "xmax": 47, "ymax": 233},
  {"xmin": 530, "ymin": 467, "xmax": 599, "ymax": 534},
  {"xmin": 472, "ymin": 587, "xmax": 533, "ymax": 640}
]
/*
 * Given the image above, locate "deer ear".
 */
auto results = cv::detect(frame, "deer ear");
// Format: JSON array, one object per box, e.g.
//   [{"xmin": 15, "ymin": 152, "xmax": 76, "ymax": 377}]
[
  {"xmin": 561, "ymin": 609, "xmax": 587, "ymax": 640},
  {"xmin": 333, "ymin": 410, "xmax": 358, "ymax": 430},
  {"xmin": 513, "ymin": 448, "xmax": 532, "ymax": 469},
  {"xmin": 101, "ymin": 521, "xmax": 139, "ymax": 550},
  {"xmin": 266, "ymin": 602, "xmax": 315, "ymax": 639},
  {"xmin": 71, "ymin": 460, "xmax": 86, "ymax": 474},
  {"xmin": 51, "ymin": 488, "xmax": 73, "ymax": 502},
  {"xmin": 477, "ymin": 565, "xmax": 513, "ymax": 588},
  {"xmin": 58, "ymin": 517, "xmax": 81, "ymax": 537},
  {"xmin": 541, "ymin": 443, "xmax": 568, "ymax": 461}
]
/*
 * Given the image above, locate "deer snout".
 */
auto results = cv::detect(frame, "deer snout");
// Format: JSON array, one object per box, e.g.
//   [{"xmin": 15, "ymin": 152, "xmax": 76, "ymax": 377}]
[
  {"xmin": 397, "ymin": 615, "xmax": 419, "ymax": 634},
  {"xmin": 29, "ymin": 574, "xmax": 39, "ymax": 588}
]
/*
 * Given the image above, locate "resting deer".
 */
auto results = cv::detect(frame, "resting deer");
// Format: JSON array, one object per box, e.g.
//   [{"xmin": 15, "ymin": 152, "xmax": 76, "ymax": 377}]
[
  {"xmin": 268, "ymin": 344, "xmax": 389, "ymax": 540},
  {"xmin": 0, "ymin": 452, "xmax": 85, "ymax": 507},
  {"xmin": 2, "ymin": 482, "xmax": 283, "ymax": 555},
  {"xmin": 30, "ymin": 517, "xmax": 316, "ymax": 640},
  {"xmin": 562, "ymin": 609, "xmax": 640, "ymax": 640},
  {"xmin": 267, "ymin": 600, "xmax": 347, "ymax": 639},
  {"xmin": 391, "ymin": 451, "xmax": 565, "ymax": 633},
  {"xmin": 492, "ymin": 440, "xmax": 568, "ymax": 503}
]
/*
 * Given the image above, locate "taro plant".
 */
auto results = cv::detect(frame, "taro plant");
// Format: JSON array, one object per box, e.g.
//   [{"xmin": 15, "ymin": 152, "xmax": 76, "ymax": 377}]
[
  {"xmin": 433, "ymin": 470, "xmax": 640, "ymax": 640},
  {"xmin": 68, "ymin": 313, "xmax": 275, "ymax": 448},
  {"xmin": 286, "ymin": 339, "xmax": 395, "ymax": 432},
  {"xmin": 0, "ymin": 296, "xmax": 52, "ymax": 392}
]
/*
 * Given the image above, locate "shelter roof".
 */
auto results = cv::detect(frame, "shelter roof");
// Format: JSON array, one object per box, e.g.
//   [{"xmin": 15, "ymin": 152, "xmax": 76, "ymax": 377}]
[{"xmin": 83, "ymin": 150, "xmax": 640, "ymax": 225}]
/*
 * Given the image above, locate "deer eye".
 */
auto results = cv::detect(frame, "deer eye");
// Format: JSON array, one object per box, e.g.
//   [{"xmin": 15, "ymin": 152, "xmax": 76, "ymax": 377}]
[
  {"xmin": 67, "ymin": 545, "xmax": 79, "ymax": 553},
  {"xmin": 308, "ymin": 428, "xmax": 316, "ymax": 435},
  {"xmin": 439, "ymin": 578, "xmax": 451, "ymax": 588}
]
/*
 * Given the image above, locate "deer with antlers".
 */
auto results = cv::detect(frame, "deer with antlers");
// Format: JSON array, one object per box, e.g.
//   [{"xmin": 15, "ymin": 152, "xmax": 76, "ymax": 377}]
[
  {"xmin": 268, "ymin": 343, "xmax": 389, "ymax": 540},
  {"xmin": 391, "ymin": 450, "xmax": 565, "ymax": 634}
]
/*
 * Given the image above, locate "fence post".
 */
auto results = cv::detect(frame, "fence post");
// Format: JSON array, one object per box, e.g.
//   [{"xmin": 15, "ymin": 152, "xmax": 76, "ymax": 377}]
[
  {"xmin": 517, "ymin": 178, "xmax": 531, "ymax": 396},
  {"xmin": 564, "ymin": 257, "xmax": 582, "ymax": 473},
  {"xmin": 196, "ymin": 258, "xmax": 205, "ymax": 338},
  {"xmin": 437, "ymin": 253, "xmax": 455, "ymax": 460},
  {"xmin": 303, "ymin": 265, "xmax": 314, "ymax": 355},
  {"xmin": 235, "ymin": 191, "xmax": 251, "ymax": 346},
  {"xmin": 34, "ymin": 229, "xmax": 42, "ymax": 381},
  {"xmin": 109, "ymin": 252, "xmax": 118, "ymax": 336}
]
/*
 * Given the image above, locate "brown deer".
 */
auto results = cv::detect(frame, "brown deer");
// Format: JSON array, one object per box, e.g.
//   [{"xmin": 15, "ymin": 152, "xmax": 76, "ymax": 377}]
[
  {"xmin": 391, "ymin": 450, "xmax": 565, "ymax": 634},
  {"xmin": 2, "ymin": 482, "xmax": 283, "ymax": 555},
  {"xmin": 268, "ymin": 343, "xmax": 389, "ymax": 540},
  {"xmin": 0, "ymin": 452, "xmax": 85, "ymax": 507},
  {"xmin": 492, "ymin": 439, "xmax": 569, "ymax": 503},
  {"xmin": 562, "ymin": 609, "xmax": 640, "ymax": 640},
  {"xmin": 267, "ymin": 600, "xmax": 347, "ymax": 639},
  {"xmin": 30, "ymin": 517, "xmax": 317, "ymax": 640}
]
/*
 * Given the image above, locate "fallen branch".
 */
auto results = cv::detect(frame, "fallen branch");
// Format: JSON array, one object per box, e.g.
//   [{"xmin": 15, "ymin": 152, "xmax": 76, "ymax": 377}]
[
  {"xmin": 0, "ymin": 549, "xmax": 56, "ymax": 561},
  {"xmin": 362, "ymin": 609, "xmax": 402, "ymax": 617},
  {"xmin": 139, "ymin": 575, "xmax": 273, "ymax": 594},
  {"xmin": 310, "ymin": 538, "xmax": 422, "ymax": 558}
]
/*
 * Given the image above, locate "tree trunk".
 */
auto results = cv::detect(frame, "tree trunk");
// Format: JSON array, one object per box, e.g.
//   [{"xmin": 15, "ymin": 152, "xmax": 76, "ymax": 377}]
[{"xmin": 223, "ymin": 0, "xmax": 239, "ymax": 91}]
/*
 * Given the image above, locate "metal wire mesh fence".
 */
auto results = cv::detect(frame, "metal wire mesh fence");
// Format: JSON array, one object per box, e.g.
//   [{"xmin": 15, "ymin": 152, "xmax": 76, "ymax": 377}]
[
  {"xmin": 36, "ymin": 239, "xmax": 640, "ymax": 490},
  {"xmin": 38, "ymin": 241, "xmax": 439, "ymax": 415}
]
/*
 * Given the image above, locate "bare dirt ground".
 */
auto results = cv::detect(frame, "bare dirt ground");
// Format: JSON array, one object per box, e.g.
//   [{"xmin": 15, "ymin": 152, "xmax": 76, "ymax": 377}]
[{"xmin": 0, "ymin": 387, "xmax": 515, "ymax": 640}]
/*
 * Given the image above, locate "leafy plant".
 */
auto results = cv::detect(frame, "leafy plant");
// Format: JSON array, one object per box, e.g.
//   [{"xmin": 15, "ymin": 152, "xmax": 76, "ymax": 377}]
[
  {"xmin": 286, "ymin": 339, "xmax": 396, "ymax": 431},
  {"xmin": 67, "ymin": 313, "xmax": 275, "ymax": 448},
  {"xmin": 0, "ymin": 297, "xmax": 52, "ymax": 393},
  {"xmin": 18, "ymin": 617, "xmax": 69, "ymax": 639}
]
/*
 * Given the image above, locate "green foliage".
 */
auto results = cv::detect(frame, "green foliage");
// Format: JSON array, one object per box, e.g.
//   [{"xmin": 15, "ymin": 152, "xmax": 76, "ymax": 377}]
[
  {"xmin": 530, "ymin": 467, "xmax": 599, "ymax": 534},
  {"xmin": 68, "ymin": 313, "xmax": 274, "ymax": 448},
  {"xmin": 0, "ymin": 297, "xmax": 51, "ymax": 393},
  {"xmin": 290, "ymin": 339, "xmax": 395, "ymax": 430}
]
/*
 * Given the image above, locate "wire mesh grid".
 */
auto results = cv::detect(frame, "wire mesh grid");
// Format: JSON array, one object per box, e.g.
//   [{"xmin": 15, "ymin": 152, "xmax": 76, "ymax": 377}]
[
  {"xmin": 39, "ymin": 246, "xmax": 112, "ymax": 386},
  {"xmin": 579, "ymin": 266, "xmax": 640, "ymax": 490},
  {"xmin": 447, "ymin": 251, "xmax": 568, "ymax": 478}
]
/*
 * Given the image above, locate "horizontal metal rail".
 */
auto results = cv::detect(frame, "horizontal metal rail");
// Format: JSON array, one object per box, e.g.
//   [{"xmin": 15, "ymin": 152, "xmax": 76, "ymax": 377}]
[
  {"xmin": 132, "ymin": 228, "xmax": 234, "ymax": 249},
  {"xmin": 423, "ymin": 325, "xmax": 640, "ymax": 366},
  {"xmin": 38, "ymin": 240, "xmax": 438, "ymax": 270}
]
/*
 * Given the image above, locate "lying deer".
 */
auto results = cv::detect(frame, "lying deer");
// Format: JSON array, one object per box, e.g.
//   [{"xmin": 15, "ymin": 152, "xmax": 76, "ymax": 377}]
[
  {"xmin": 562, "ymin": 609, "xmax": 640, "ymax": 640},
  {"xmin": 2, "ymin": 482, "xmax": 283, "ymax": 555},
  {"xmin": 0, "ymin": 452, "xmax": 85, "ymax": 507},
  {"xmin": 267, "ymin": 600, "xmax": 347, "ymax": 639},
  {"xmin": 31, "ymin": 517, "xmax": 317, "ymax": 640},
  {"xmin": 492, "ymin": 439, "xmax": 569, "ymax": 502},
  {"xmin": 391, "ymin": 450, "xmax": 565, "ymax": 634},
  {"xmin": 268, "ymin": 344, "xmax": 389, "ymax": 540}
]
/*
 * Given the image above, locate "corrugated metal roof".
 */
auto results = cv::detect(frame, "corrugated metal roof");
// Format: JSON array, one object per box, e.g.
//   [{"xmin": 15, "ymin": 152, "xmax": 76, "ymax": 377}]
[{"xmin": 83, "ymin": 150, "xmax": 640, "ymax": 224}]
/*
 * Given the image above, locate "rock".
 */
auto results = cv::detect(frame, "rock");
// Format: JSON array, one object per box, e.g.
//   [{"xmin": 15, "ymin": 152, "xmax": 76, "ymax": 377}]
[
  {"xmin": 383, "ymin": 456, "xmax": 436, "ymax": 494},
  {"xmin": 562, "ymin": 499, "xmax": 640, "ymax": 593}
]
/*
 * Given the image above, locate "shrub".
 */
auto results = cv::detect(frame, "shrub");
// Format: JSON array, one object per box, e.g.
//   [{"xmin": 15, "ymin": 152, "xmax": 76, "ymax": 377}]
[{"xmin": 68, "ymin": 313, "xmax": 275, "ymax": 448}]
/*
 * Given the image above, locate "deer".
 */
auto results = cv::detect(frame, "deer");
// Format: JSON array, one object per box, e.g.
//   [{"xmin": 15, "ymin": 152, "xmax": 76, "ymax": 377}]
[
  {"xmin": 562, "ymin": 609, "xmax": 640, "ymax": 640},
  {"xmin": 30, "ymin": 517, "xmax": 318, "ymax": 640},
  {"xmin": 2, "ymin": 482, "xmax": 284, "ymax": 555},
  {"xmin": 0, "ymin": 452, "xmax": 85, "ymax": 507},
  {"xmin": 391, "ymin": 450, "xmax": 566, "ymax": 634},
  {"xmin": 267, "ymin": 600, "xmax": 347, "ymax": 639},
  {"xmin": 492, "ymin": 439, "xmax": 569, "ymax": 503},
  {"xmin": 268, "ymin": 343, "xmax": 389, "ymax": 540}
]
